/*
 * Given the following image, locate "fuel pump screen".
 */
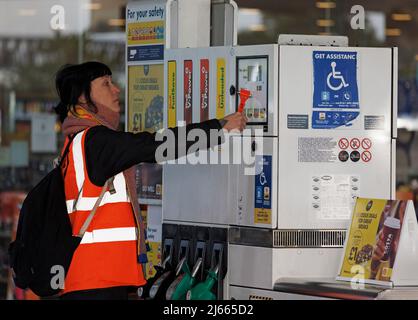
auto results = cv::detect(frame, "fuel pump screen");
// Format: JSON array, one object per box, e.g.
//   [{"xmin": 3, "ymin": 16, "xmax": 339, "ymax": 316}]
[
  {"xmin": 237, "ymin": 56, "xmax": 268, "ymax": 124},
  {"xmin": 247, "ymin": 65, "xmax": 262, "ymax": 82}
]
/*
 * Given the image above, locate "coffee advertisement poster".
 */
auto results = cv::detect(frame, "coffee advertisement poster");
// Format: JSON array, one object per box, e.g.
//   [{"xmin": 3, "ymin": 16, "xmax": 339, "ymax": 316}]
[
  {"xmin": 338, "ymin": 198, "xmax": 407, "ymax": 282},
  {"xmin": 128, "ymin": 64, "xmax": 164, "ymax": 134}
]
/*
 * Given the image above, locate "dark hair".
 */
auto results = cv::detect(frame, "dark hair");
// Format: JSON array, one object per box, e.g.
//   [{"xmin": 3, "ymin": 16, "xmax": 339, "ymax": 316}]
[{"xmin": 54, "ymin": 61, "xmax": 112, "ymax": 123}]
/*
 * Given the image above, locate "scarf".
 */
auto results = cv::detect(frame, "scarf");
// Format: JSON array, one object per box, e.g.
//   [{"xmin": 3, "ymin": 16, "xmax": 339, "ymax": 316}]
[{"xmin": 61, "ymin": 105, "xmax": 148, "ymax": 263}]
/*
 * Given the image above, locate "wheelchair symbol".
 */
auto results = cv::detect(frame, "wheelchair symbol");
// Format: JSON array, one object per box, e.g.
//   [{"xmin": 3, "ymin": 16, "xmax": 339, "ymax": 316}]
[{"xmin": 327, "ymin": 62, "xmax": 349, "ymax": 91}]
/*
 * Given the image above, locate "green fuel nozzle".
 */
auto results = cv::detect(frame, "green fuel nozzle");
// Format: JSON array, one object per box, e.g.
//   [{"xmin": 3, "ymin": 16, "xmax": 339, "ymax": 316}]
[
  {"xmin": 186, "ymin": 264, "xmax": 219, "ymax": 300},
  {"xmin": 167, "ymin": 257, "xmax": 203, "ymax": 300}
]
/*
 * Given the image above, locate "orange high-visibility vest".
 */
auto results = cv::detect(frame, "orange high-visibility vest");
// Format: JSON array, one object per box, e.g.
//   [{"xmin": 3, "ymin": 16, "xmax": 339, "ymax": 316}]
[{"xmin": 61, "ymin": 129, "xmax": 146, "ymax": 294}]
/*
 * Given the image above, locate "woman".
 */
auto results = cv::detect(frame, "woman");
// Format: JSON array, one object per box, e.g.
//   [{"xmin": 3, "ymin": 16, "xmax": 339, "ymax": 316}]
[{"xmin": 54, "ymin": 61, "xmax": 246, "ymax": 300}]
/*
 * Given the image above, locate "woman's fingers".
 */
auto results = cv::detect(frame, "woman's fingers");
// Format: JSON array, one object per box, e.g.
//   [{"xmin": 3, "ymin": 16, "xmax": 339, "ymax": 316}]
[{"xmin": 222, "ymin": 112, "xmax": 248, "ymax": 132}]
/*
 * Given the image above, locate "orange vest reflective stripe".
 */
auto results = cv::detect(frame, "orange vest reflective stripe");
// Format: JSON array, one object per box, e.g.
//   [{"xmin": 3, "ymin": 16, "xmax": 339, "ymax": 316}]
[{"xmin": 61, "ymin": 129, "xmax": 146, "ymax": 293}]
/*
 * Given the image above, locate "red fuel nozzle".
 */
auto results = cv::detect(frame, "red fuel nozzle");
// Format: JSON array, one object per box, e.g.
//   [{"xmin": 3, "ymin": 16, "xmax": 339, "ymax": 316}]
[{"xmin": 238, "ymin": 89, "xmax": 251, "ymax": 113}]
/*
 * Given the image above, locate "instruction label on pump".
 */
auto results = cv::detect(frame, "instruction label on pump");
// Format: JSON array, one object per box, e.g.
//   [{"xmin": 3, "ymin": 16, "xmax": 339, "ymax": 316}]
[
  {"xmin": 312, "ymin": 51, "xmax": 359, "ymax": 129},
  {"xmin": 167, "ymin": 61, "xmax": 177, "ymax": 127},
  {"xmin": 298, "ymin": 137, "xmax": 337, "ymax": 163},
  {"xmin": 254, "ymin": 155, "xmax": 272, "ymax": 224},
  {"xmin": 311, "ymin": 175, "xmax": 360, "ymax": 220},
  {"xmin": 216, "ymin": 58, "xmax": 226, "ymax": 119},
  {"xmin": 200, "ymin": 59, "xmax": 210, "ymax": 121},
  {"xmin": 184, "ymin": 60, "xmax": 193, "ymax": 125}
]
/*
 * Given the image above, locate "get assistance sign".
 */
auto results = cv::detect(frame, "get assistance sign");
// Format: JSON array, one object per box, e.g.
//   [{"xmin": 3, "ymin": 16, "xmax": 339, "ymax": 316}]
[
  {"xmin": 312, "ymin": 51, "xmax": 360, "ymax": 129},
  {"xmin": 313, "ymin": 51, "xmax": 359, "ymax": 109}
]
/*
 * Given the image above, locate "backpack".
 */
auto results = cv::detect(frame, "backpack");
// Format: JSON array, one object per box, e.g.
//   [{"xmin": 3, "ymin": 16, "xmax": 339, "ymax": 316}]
[{"xmin": 8, "ymin": 134, "xmax": 107, "ymax": 297}]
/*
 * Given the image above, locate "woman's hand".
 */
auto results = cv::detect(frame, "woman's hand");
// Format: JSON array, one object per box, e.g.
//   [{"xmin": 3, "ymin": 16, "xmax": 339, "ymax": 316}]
[{"xmin": 221, "ymin": 112, "xmax": 248, "ymax": 132}]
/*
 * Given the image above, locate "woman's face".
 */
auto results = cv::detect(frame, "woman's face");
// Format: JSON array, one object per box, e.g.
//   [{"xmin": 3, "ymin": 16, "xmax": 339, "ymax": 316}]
[{"xmin": 89, "ymin": 75, "xmax": 121, "ymax": 113}]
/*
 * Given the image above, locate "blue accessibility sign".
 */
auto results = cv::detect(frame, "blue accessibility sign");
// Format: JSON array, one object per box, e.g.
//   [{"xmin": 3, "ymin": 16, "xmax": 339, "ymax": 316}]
[
  {"xmin": 313, "ymin": 51, "xmax": 359, "ymax": 109},
  {"xmin": 312, "ymin": 51, "xmax": 360, "ymax": 129},
  {"xmin": 254, "ymin": 155, "xmax": 272, "ymax": 211}
]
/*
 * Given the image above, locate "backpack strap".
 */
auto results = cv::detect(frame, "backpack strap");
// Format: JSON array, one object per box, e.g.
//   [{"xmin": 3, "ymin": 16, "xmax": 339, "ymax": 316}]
[
  {"xmin": 59, "ymin": 133, "xmax": 77, "ymax": 168},
  {"xmin": 77, "ymin": 179, "xmax": 109, "ymax": 238}
]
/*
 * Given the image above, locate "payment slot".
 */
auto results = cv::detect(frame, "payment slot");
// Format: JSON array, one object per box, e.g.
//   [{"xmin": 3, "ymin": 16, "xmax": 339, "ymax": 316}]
[
  {"xmin": 166, "ymin": 241, "xmax": 206, "ymax": 300},
  {"xmin": 138, "ymin": 238, "xmax": 174, "ymax": 300},
  {"xmin": 149, "ymin": 239, "xmax": 190, "ymax": 300}
]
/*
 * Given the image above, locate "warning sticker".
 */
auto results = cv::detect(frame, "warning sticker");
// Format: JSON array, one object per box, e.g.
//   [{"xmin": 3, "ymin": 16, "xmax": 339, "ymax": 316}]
[
  {"xmin": 338, "ymin": 150, "xmax": 349, "ymax": 162},
  {"xmin": 362, "ymin": 138, "xmax": 372, "ymax": 150},
  {"xmin": 298, "ymin": 137, "xmax": 337, "ymax": 163},
  {"xmin": 350, "ymin": 151, "xmax": 360, "ymax": 162},
  {"xmin": 361, "ymin": 150, "xmax": 372, "ymax": 162},
  {"xmin": 350, "ymin": 138, "xmax": 360, "ymax": 150},
  {"xmin": 339, "ymin": 138, "xmax": 349, "ymax": 150}
]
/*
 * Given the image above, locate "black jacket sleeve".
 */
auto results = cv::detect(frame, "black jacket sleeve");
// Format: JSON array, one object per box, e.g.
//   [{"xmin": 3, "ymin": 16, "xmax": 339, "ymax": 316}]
[{"xmin": 84, "ymin": 119, "xmax": 223, "ymax": 186}]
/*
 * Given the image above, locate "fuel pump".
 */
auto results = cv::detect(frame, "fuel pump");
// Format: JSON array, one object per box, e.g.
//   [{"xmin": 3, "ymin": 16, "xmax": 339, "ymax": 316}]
[
  {"xmin": 166, "ymin": 241, "xmax": 207, "ymax": 300},
  {"xmin": 149, "ymin": 239, "xmax": 190, "ymax": 299},
  {"xmin": 137, "ymin": 238, "xmax": 174, "ymax": 300}
]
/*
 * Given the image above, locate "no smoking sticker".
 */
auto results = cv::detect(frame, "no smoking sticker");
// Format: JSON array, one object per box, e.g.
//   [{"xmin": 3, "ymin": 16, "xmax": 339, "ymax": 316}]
[
  {"xmin": 361, "ymin": 151, "xmax": 372, "ymax": 162},
  {"xmin": 350, "ymin": 151, "xmax": 360, "ymax": 162},
  {"xmin": 350, "ymin": 138, "xmax": 360, "ymax": 150},
  {"xmin": 339, "ymin": 138, "xmax": 349, "ymax": 150},
  {"xmin": 339, "ymin": 151, "xmax": 349, "ymax": 162},
  {"xmin": 361, "ymin": 138, "xmax": 372, "ymax": 150}
]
